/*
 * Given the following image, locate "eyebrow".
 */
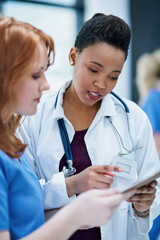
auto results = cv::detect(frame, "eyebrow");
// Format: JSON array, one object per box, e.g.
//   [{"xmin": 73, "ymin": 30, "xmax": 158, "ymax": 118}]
[
  {"xmin": 91, "ymin": 61, "xmax": 104, "ymax": 68},
  {"xmin": 35, "ymin": 65, "xmax": 47, "ymax": 73},
  {"xmin": 40, "ymin": 65, "xmax": 47, "ymax": 71},
  {"xmin": 90, "ymin": 61, "xmax": 121, "ymax": 73}
]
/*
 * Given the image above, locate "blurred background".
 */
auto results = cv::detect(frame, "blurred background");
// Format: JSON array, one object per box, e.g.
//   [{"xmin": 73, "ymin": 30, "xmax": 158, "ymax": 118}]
[{"xmin": 0, "ymin": 0, "xmax": 160, "ymax": 103}]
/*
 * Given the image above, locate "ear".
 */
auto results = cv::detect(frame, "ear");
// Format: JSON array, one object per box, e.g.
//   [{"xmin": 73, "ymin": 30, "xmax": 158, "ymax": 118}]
[{"xmin": 68, "ymin": 47, "xmax": 78, "ymax": 66}]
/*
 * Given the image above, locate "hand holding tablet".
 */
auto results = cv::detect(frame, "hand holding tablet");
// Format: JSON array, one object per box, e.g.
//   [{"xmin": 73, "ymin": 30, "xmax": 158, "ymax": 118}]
[{"xmin": 121, "ymin": 171, "xmax": 160, "ymax": 193}]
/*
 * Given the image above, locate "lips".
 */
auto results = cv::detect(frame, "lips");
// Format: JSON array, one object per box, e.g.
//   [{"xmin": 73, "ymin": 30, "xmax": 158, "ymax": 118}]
[
  {"xmin": 88, "ymin": 91, "xmax": 103, "ymax": 101},
  {"xmin": 34, "ymin": 97, "xmax": 41, "ymax": 103}
]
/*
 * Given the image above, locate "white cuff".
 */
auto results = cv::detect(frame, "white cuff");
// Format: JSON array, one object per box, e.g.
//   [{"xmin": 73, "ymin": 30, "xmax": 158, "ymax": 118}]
[
  {"xmin": 42, "ymin": 172, "xmax": 76, "ymax": 210},
  {"xmin": 132, "ymin": 207, "xmax": 149, "ymax": 234}
]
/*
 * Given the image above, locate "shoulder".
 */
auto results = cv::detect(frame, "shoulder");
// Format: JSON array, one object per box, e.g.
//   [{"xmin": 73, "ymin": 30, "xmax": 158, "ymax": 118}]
[
  {"xmin": 37, "ymin": 91, "xmax": 57, "ymax": 113},
  {"xmin": 141, "ymin": 88, "xmax": 160, "ymax": 108},
  {"xmin": 114, "ymin": 97, "xmax": 151, "ymax": 128},
  {"xmin": 113, "ymin": 96, "xmax": 147, "ymax": 118},
  {"xmin": 122, "ymin": 98, "xmax": 143, "ymax": 113},
  {"xmin": 147, "ymin": 89, "xmax": 158, "ymax": 100},
  {"xmin": 0, "ymin": 150, "xmax": 11, "ymax": 162},
  {"xmin": 0, "ymin": 150, "xmax": 12, "ymax": 172},
  {"xmin": 36, "ymin": 80, "xmax": 71, "ymax": 115},
  {"xmin": 146, "ymin": 88, "xmax": 160, "ymax": 100},
  {"xmin": 26, "ymin": 91, "xmax": 57, "ymax": 125}
]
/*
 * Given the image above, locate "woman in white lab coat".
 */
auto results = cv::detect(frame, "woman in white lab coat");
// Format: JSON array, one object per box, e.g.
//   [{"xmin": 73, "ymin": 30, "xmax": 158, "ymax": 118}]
[{"xmin": 19, "ymin": 13, "xmax": 160, "ymax": 240}]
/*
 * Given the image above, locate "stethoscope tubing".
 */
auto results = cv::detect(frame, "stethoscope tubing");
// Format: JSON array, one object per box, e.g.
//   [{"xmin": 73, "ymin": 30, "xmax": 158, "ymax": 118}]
[
  {"xmin": 57, "ymin": 118, "xmax": 73, "ymax": 161},
  {"xmin": 110, "ymin": 91, "xmax": 129, "ymax": 113},
  {"xmin": 55, "ymin": 89, "xmax": 141, "ymax": 176}
]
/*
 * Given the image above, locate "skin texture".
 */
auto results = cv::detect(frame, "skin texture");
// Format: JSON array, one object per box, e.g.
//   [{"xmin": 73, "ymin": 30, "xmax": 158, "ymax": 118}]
[
  {"xmin": 128, "ymin": 180, "xmax": 157, "ymax": 212},
  {"xmin": 69, "ymin": 44, "xmax": 124, "ymax": 107},
  {"xmin": 64, "ymin": 42, "xmax": 157, "ymax": 214},
  {"xmin": 15, "ymin": 42, "xmax": 50, "ymax": 116},
  {"xmin": 64, "ymin": 43, "xmax": 125, "ymax": 131},
  {"xmin": 66, "ymin": 165, "xmax": 123, "ymax": 197}
]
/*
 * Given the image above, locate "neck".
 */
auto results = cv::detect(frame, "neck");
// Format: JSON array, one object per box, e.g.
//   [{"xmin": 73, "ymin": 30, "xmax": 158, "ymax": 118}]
[
  {"xmin": 62, "ymin": 84, "xmax": 101, "ymax": 131},
  {"xmin": 64, "ymin": 84, "xmax": 101, "ymax": 112}
]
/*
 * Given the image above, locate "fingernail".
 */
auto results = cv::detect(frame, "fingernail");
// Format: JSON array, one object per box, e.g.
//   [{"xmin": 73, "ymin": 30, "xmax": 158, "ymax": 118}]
[{"xmin": 118, "ymin": 167, "xmax": 123, "ymax": 172}]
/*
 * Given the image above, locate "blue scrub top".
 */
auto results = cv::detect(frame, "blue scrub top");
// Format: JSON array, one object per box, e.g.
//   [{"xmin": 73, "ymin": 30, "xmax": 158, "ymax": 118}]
[
  {"xmin": 141, "ymin": 88, "xmax": 160, "ymax": 240},
  {"xmin": 141, "ymin": 88, "xmax": 160, "ymax": 133},
  {"xmin": 149, "ymin": 215, "xmax": 160, "ymax": 240},
  {"xmin": 0, "ymin": 150, "xmax": 44, "ymax": 240}
]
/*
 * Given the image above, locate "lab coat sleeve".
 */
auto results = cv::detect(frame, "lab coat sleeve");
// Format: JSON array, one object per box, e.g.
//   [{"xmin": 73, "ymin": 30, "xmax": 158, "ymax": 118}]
[
  {"xmin": 18, "ymin": 116, "xmax": 76, "ymax": 210},
  {"xmin": 129, "ymin": 105, "xmax": 160, "ymax": 234},
  {"xmin": 17, "ymin": 117, "xmax": 38, "ymax": 174},
  {"xmin": 40, "ymin": 172, "xmax": 76, "ymax": 210}
]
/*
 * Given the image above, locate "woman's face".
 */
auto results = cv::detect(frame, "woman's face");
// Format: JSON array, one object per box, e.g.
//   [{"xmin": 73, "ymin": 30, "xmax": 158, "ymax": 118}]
[
  {"xmin": 69, "ymin": 42, "xmax": 126, "ymax": 106},
  {"xmin": 15, "ymin": 42, "xmax": 50, "ymax": 116}
]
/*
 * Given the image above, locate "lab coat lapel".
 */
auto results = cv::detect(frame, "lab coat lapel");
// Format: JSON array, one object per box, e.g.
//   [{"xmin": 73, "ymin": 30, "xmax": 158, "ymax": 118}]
[{"xmin": 88, "ymin": 93, "xmax": 116, "ymax": 132}]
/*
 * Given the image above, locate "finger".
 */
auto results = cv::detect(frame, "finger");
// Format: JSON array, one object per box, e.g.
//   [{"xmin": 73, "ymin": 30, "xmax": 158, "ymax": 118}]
[
  {"xmin": 131, "ymin": 200, "xmax": 152, "ymax": 208},
  {"xmin": 129, "ymin": 193, "xmax": 155, "ymax": 202},
  {"xmin": 136, "ymin": 186, "xmax": 156, "ymax": 194},
  {"xmin": 98, "ymin": 187, "xmax": 119, "ymax": 197},
  {"xmin": 100, "ymin": 187, "xmax": 136, "ymax": 200},
  {"xmin": 122, "ymin": 189, "xmax": 137, "ymax": 200},
  {"xmin": 105, "ymin": 165, "xmax": 123, "ymax": 173},
  {"xmin": 94, "ymin": 182, "xmax": 110, "ymax": 189},
  {"xmin": 79, "ymin": 225, "xmax": 93, "ymax": 229},
  {"xmin": 147, "ymin": 180, "xmax": 157, "ymax": 187},
  {"xmin": 97, "ymin": 173, "xmax": 114, "ymax": 184},
  {"xmin": 105, "ymin": 192, "xmax": 127, "ymax": 208},
  {"xmin": 105, "ymin": 172, "xmax": 115, "ymax": 177},
  {"xmin": 94, "ymin": 165, "xmax": 123, "ymax": 174},
  {"xmin": 100, "ymin": 188, "xmax": 133, "ymax": 207}
]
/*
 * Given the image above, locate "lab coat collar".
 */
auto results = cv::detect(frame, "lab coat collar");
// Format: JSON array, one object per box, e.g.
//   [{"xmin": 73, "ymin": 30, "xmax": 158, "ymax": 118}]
[
  {"xmin": 52, "ymin": 80, "xmax": 117, "ymax": 119},
  {"xmin": 52, "ymin": 80, "xmax": 71, "ymax": 120},
  {"xmin": 99, "ymin": 94, "xmax": 117, "ymax": 117}
]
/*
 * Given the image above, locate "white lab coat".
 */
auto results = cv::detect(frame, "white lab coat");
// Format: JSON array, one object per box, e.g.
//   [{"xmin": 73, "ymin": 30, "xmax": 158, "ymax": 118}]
[{"xmin": 19, "ymin": 80, "xmax": 160, "ymax": 240}]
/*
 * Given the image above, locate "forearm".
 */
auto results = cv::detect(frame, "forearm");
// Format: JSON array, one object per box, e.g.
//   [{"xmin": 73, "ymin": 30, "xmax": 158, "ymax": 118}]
[
  {"xmin": 131, "ymin": 186, "xmax": 160, "ymax": 234},
  {"xmin": 65, "ymin": 174, "xmax": 78, "ymax": 197},
  {"xmin": 22, "ymin": 203, "xmax": 79, "ymax": 240}
]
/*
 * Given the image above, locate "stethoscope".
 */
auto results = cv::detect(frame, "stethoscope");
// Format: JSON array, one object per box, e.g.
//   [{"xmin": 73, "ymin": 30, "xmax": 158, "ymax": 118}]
[{"xmin": 55, "ymin": 90, "xmax": 142, "ymax": 177}]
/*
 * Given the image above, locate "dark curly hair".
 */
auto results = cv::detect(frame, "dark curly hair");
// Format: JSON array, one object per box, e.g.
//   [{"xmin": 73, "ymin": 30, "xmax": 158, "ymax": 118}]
[{"xmin": 74, "ymin": 13, "xmax": 131, "ymax": 60}]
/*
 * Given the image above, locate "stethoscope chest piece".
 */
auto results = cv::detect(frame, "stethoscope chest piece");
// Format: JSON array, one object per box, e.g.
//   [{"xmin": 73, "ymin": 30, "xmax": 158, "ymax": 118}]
[{"xmin": 63, "ymin": 160, "xmax": 76, "ymax": 178}]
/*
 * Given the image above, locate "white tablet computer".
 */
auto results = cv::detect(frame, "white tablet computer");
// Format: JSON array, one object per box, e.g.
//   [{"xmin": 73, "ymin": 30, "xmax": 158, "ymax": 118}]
[{"xmin": 121, "ymin": 171, "xmax": 160, "ymax": 193}]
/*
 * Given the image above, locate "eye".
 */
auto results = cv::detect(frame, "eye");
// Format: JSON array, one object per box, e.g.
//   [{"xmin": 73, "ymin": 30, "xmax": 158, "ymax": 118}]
[
  {"xmin": 88, "ymin": 67, "xmax": 98, "ymax": 73},
  {"xmin": 32, "ymin": 75, "xmax": 40, "ymax": 80},
  {"xmin": 109, "ymin": 76, "xmax": 118, "ymax": 81}
]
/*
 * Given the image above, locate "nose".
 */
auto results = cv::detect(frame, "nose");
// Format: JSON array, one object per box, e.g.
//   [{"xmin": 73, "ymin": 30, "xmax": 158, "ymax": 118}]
[
  {"xmin": 93, "ymin": 77, "xmax": 107, "ymax": 89},
  {"xmin": 40, "ymin": 75, "xmax": 50, "ymax": 92}
]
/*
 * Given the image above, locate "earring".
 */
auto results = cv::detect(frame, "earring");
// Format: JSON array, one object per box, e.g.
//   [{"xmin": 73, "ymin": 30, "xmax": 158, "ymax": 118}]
[{"xmin": 70, "ymin": 60, "xmax": 74, "ymax": 66}]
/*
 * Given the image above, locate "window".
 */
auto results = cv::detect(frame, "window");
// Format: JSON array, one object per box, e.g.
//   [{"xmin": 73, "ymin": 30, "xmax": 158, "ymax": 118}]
[{"xmin": 1, "ymin": 0, "xmax": 82, "ymax": 91}]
